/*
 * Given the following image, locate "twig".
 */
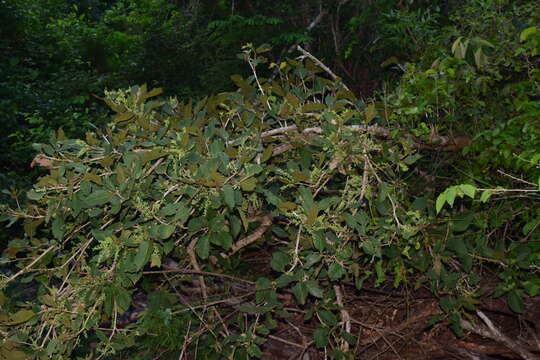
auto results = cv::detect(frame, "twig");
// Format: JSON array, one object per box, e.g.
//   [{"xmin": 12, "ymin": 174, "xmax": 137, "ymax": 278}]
[
  {"xmin": 287, "ymin": 226, "xmax": 303, "ymax": 272},
  {"xmin": 269, "ymin": 9, "xmax": 327, "ymax": 81},
  {"xmin": 268, "ymin": 335, "xmax": 307, "ymax": 349},
  {"xmin": 2, "ymin": 246, "xmax": 57, "ymax": 285},
  {"xmin": 220, "ymin": 214, "xmax": 273, "ymax": 259},
  {"xmin": 187, "ymin": 238, "xmax": 208, "ymax": 300},
  {"xmin": 143, "ymin": 269, "xmax": 255, "ymax": 285},
  {"xmin": 334, "ymin": 285, "xmax": 352, "ymax": 352},
  {"xmin": 144, "ymin": 157, "xmax": 165, "ymax": 177},
  {"xmin": 296, "ymin": 45, "xmax": 351, "ymax": 92},
  {"xmin": 360, "ymin": 151, "xmax": 370, "ymax": 201},
  {"xmin": 497, "ymin": 170, "xmax": 536, "ymax": 186}
]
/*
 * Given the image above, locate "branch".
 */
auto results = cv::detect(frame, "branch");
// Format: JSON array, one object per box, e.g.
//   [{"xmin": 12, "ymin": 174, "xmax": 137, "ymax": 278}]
[
  {"xmin": 221, "ymin": 215, "xmax": 273, "ymax": 259},
  {"xmin": 2, "ymin": 246, "xmax": 57, "ymax": 285},
  {"xmin": 296, "ymin": 45, "xmax": 351, "ymax": 92},
  {"xmin": 262, "ymin": 124, "xmax": 471, "ymax": 154},
  {"xmin": 460, "ymin": 310, "xmax": 539, "ymax": 360},
  {"xmin": 187, "ymin": 238, "xmax": 208, "ymax": 300},
  {"xmin": 334, "ymin": 285, "xmax": 351, "ymax": 352},
  {"xmin": 269, "ymin": 9, "xmax": 327, "ymax": 81}
]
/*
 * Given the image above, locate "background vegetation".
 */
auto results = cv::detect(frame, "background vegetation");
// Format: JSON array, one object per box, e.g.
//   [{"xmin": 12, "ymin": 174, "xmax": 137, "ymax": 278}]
[{"xmin": 1, "ymin": 0, "xmax": 539, "ymax": 359}]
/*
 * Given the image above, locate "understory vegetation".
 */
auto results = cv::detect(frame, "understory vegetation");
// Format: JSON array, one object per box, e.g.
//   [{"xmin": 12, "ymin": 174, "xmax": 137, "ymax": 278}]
[{"xmin": 1, "ymin": 0, "xmax": 539, "ymax": 359}]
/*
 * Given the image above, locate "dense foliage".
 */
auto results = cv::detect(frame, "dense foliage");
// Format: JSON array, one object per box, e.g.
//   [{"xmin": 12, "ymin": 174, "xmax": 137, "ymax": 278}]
[{"xmin": 1, "ymin": 0, "xmax": 540, "ymax": 359}]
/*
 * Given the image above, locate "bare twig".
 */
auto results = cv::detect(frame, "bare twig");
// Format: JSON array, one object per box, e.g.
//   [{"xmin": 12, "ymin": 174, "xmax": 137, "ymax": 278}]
[
  {"xmin": 296, "ymin": 45, "xmax": 351, "ymax": 92},
  {"xmin": 268, "ymin": 335, "xmax": 307, "ymax": 349},
  {"xmin": 334, "ymin": 285, "xmax": 352, "ymax": 352},
  {"xmin": 187, "ymin": 237, "xmax": 208, "ymax": 300},
  {"xmin": 269, "ymin": 8, "xmax": 327, "ymax": 81},
  {"xmin": 143, "ymin": 269, "xmax": 255, "ymax": 285},
  {"xmin": 2, "ymin": 246, "xmax": 57, "ymax": 285},
  {"xmin": 144, "ymin": 157, "xmax": 165, "ymax": 177}
]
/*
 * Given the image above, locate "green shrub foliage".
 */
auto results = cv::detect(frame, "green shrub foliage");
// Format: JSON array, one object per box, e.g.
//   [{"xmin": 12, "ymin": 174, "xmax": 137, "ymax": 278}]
[{"xmin": 1, "ymin": 45, "xmax": 427, "ymax": 358}]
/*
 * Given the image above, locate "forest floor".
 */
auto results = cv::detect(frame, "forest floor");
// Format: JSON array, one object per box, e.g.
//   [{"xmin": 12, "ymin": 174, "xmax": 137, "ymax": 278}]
[{"xmin": 235, "ymin": 249, "xmax": 540, "ymax": 359}]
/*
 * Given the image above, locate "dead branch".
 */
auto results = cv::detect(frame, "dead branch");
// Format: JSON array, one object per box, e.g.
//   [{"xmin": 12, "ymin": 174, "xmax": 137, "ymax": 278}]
[
  {"xmin": 296, "ymin": 45, "xmax": 352, "ymax": 92},
  {"xmin": 334, "ymin": 285, "xmax": 352, "ymax": 352},
  {"xmin": 460, "ymin": 310, "xmax": 540, "ymax": 360},
  {"xmin": 220, "ymin": 214, "xmax": 273, "ymax": 259},
  {"xmin": 262, "ymin": 123, "xmax": 471, "ymax": 153},
  {"xmin": 187, "ymin": 237, "xmax": 208, "ymax": 300}
]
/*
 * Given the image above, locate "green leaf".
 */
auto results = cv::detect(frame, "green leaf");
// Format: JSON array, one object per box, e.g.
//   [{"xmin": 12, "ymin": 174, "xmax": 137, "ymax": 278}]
[
  {"xmin": 520, "ymin": 27, "xmax": 538, "ymax": 42},
  {"xmin": 313, "ymin": 231, "xmax": 326, "ymax": 251},
  {"xmin": 240, "ymin": 177, "xmax": 257, "ymax": 191},
  {"xmin": 150, "ymin": 224, "xmax": 176, "ymax": 240},
  {"xmin": 141, "ymin": 150, "xmax": 167, "ymax": 164},
  {"xmin": 222, "ymin": 184, "xmax": 235, "ymax": 209},
  {"xmin": 292, "ymin": 282, "xmax": 308, "ymax": 305},
  {"xmin": 318, "ymin": 310, "xmax": 337, "ymax": 326},
  {"xmin": 328, "ymin": 263, "xmax": 345, "ymax": 281},
  {"xmin": 9, "ymin": 310, "xmax": 35, "ymax": 325},
  {"xmin": 27, "ymin": 190, "xmax": 43, "ymax": 201},
  {"xmin": 247, "ymin": 344, "xmax": 262, "ymax": 358},
  {"xmin": 52, "ymin": 216, "xmax": 64, "ymax": 240},
  {"xmin": 507, "ymin": 290, "xmax": 524, "ymax": 313},
  {"xmin": 2, "ymin": 349, "xmax": 27, "ymax": 360},
  {"xmin": 305, "ymin": 280, "xmax": 323, "ymax": 298},
  {"xmin": 460, "ymin": 184, "xmax": 476, "ymax": 199},
  {"xmin": 196, "ymin": 235, "xmax": 210, "ymax": 259},
  {"xmin": 305, "ymin": 205, "xmax": 319, "ymax": 227},
  {"xmin": 146, "ymin": 87, "xmax": 163, "ymax": 98},
  {"xmin": 270, "ymin": 252, "xmax": 290, "ymax": 272},
  {"xmin": 211, "ymin": 232, "xmax": 233, "ymax": 250},
  {"xmin": 314, "ymin": 326, "xmax": 329, "ymax": 348},
  {"xmin": 304, "ymin": 254, "xmax": 322, "ymax": 268},
  {"xmin": 115, "ymin": 287, "xmax": 132, "ymax": 313},
  {"xmin": 299, "ymin": 187, "xmax": 314, "ymax": 211},
  {"xmin": 277, "ymin": 202, "xmax": 297, "ymax": 212},
  {"xmin": 302, "ymin": 102, "xmax": 326, "ymax": 112},
  {"xmin": 436, "ymin": 193, "xmax": 446, "ymax": 214},
  {"xmin": 134, "ymin": 240, "xmax": 151, "ymax": 270},
  {"xmin": 446, "ymin": 187, "xmax": 457, "ymax": 207},
  {"xmin": 480, "ymin": 190, "xmax": 492, "ymax": 203},
  {"xmin": 84, "ymin": 190, "xmax": 112, "ymax": 208},
  {"xmin": 159, "ymin": 203, "xmax": 183, "ymax": 216}
]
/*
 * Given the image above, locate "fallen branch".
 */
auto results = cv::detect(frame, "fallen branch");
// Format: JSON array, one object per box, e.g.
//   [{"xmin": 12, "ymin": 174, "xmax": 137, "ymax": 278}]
[
  {"xmin": 263, "ymin": 123, "xmax": 471, "ymax": 154},
  {"xmin": 460, "ymin": 310, "xmax": 539, "ymax": 360}
]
